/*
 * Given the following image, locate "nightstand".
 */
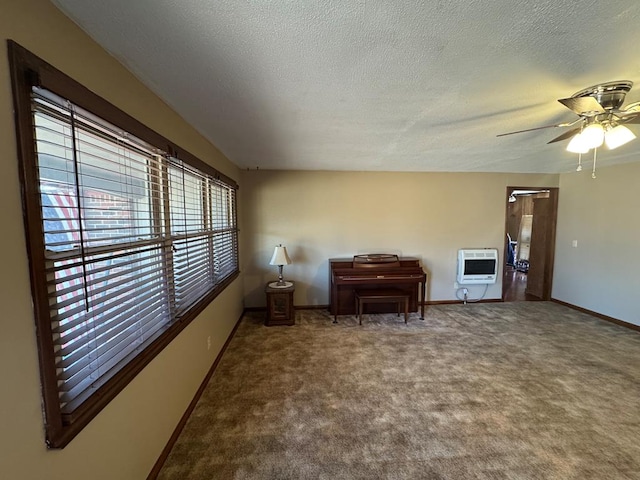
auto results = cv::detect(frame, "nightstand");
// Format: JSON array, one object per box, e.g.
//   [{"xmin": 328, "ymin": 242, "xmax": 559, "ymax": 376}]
[{"xmin": 265, "ymin": 282, "xmax": 295, "ymax": 326}]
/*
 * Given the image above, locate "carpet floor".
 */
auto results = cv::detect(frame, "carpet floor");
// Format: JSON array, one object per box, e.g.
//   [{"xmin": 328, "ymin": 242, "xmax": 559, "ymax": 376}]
[{"xmin": 157, "ymin": 302, "xmax": 640, "ymax": 479}]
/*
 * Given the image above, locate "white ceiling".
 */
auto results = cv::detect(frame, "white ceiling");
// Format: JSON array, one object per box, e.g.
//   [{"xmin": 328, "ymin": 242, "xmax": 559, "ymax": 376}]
[{"xmin": 51, "ymin": 0, "xmax": 640, "ymax": 173}]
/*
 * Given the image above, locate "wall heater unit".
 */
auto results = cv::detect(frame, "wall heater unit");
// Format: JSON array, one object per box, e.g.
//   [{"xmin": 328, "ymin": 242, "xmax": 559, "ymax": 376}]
[{"xmin": 457, "ymin": 248, "xmax": 498, "ymax": 285}]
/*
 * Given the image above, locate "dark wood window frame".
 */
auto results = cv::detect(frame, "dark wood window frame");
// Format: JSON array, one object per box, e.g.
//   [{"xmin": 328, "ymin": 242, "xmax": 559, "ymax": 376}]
[{"xmin": 8, "ymin": 40, "xmax": 239, "ymax": 448}]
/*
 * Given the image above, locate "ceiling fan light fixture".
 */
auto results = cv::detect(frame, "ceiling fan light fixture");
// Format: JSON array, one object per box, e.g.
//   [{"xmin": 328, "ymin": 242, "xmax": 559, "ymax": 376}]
[
  {"xmin": 566, "ymin": 133, "xmax": 590, "ymax": 153},
  {"xmin": 604, "ymin": 124, "xmax": 636, "ymax": 150},
  {"xmin": 580, "ymin": 123, "xmax": 605, "ymax": 149}
]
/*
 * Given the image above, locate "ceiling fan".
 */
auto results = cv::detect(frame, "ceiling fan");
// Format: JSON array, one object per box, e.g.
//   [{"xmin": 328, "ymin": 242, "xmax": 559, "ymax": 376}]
[{"xmin": 497, "ymin": 80, "xmax": 640, "ymax": 152}]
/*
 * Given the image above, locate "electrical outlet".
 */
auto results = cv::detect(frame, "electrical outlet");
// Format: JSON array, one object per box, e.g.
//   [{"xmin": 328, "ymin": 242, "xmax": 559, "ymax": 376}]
[{"xmin": 207, "ymin": 336, "xmax": 211, "ymax": 350}]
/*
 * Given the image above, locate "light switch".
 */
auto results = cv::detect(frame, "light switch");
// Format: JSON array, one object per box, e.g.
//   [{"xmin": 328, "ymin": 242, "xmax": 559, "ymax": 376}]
[{"xmin": 571, "ymin": 240, "xmax": 578, "ymax": 248}]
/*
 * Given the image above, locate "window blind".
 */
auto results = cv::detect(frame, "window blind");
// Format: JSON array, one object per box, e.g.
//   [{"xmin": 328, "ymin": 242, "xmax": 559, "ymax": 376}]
[{"xmin": 31, "ymin": 86, "xmax": 239, "ymax": 424}]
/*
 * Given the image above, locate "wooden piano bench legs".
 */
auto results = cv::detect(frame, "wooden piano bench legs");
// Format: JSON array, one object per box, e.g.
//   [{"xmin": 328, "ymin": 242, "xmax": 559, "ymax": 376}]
[{"xmin": 355, "ymin": 289, "xmax": 410, "ymax": 325}]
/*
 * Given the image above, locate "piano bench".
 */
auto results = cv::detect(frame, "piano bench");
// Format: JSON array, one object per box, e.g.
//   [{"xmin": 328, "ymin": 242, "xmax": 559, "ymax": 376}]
[{"xmin": 354, "ymin": 289, "xmax": 410, "ymax": 325}]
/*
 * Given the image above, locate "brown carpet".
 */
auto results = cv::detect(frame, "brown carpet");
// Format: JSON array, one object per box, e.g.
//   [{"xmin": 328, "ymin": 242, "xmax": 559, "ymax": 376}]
[{"xmin": 157, "ymin": 302, "xmax": 640, "ymax": 479}]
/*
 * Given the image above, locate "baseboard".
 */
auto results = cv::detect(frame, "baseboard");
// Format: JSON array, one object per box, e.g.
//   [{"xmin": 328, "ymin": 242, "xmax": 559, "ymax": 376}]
[
  {"xmin": 551, "ymin": 298, "xmax": 640, "ymax": 333},
  {"xmin": 242, "ymin": 306, "xmax": 266, "ymax": 312},
  {"xmin": 246, "ymin": 300, "xmax": 503, "ymax": 313},
  {"xmin": 243, "ymin": 304, "xmax": 329, "ymax": 313},
  {"xmin": 426, "ymin": 298, "xmax": 503, "ymax": 306},
  {"xmin": 146, "ymin": 312, "xmax": 245, "ymax": 480}
]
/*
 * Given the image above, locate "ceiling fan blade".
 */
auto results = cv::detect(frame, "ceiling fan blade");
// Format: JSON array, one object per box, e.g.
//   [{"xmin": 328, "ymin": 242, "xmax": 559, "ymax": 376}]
[
  {"xmin": 620, "ymin": 101, "xmax": 640, "ymax": 113},
  {"xmin": 547, "ymin": 127, "xmax": 581, "ymax": 144},
  {"xmin": 615, "ymin": 104, "xmax": 640, "ymax": 123},
  {"xmin": 496, "ymin": 122, "xmax": 574, "ymax": 137},
  {"xmin": 558, "ymin": 96, "xmax": 605, "ymax": 115},
  {"xmin": 620, "ymin": 113, "xmax": 640, "ymax": 124}
]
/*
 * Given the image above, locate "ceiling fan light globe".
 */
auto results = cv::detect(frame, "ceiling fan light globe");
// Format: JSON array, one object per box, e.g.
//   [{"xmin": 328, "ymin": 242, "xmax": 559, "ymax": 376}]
[
  {"xmin": 580, "ymin": 123, "xmax": 605, "ymax": 149},
  {"xmin": 566, "ymin": 133, "xmax": 590, "ymax": 153},
  {"xmin": 604, "ymin": 125, "xmax": 636, "ymax": 150}
]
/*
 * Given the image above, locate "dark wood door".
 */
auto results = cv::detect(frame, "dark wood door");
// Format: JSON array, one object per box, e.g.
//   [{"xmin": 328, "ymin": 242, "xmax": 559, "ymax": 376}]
[{"xmin": 526, "ymin": 197, "xmax": 553, "ymax": 299}]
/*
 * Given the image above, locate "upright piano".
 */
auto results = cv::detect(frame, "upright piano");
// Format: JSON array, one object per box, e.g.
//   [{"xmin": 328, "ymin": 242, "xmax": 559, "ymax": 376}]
[{"xmin": 329, "ymin": 254, "xmax": 427, "ymax": 322}]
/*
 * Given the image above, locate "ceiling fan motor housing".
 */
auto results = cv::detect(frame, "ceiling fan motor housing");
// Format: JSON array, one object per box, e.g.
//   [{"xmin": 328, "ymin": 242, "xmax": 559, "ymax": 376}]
[{"xmin": 571, "ymin": 80, "xmax": 633, "ymax": 111}]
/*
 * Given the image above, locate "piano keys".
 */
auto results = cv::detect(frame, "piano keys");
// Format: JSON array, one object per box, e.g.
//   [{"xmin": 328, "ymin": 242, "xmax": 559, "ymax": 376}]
[{"xmin": 329, "ymin": 254, "xmax": 427, "ymax": 322}]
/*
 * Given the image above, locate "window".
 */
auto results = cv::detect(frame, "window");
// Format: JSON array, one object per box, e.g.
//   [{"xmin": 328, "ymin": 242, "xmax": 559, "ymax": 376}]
[{"xmin": 9, "ymin": 41, "xmax": 239, "ymax": 448}]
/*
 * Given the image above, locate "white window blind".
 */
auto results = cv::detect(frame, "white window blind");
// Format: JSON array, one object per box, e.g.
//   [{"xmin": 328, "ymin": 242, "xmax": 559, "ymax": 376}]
[{"xmin": 31, "ymin": 86, "xmax": 239, "ymax": 420}]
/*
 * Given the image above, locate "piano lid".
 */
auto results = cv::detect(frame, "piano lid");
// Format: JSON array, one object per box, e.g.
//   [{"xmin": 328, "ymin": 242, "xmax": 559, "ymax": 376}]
[{"xmin": 353, "ymin": 253, "xmax": 400, "ymax": 268}]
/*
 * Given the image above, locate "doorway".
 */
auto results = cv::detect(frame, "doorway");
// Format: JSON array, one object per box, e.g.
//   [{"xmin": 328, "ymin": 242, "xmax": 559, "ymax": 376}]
[{"xmin": 503, "ymin": 187, "xmax": 559, "ymax": 301}]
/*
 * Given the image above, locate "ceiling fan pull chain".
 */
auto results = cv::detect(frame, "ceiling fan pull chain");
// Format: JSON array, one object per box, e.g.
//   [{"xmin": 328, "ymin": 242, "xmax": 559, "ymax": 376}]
[
  {"xmin": 592, "ymin": 148, "xmax": 597, "ymax": 179},
  {"xmin": 576, "ymin": 152, "xmax": 583, "ymax": 172}
]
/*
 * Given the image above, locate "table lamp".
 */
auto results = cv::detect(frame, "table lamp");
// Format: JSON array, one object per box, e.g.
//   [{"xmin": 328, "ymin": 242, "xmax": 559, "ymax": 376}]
[{"xmin": 268, "ymin": 244, "xmax": 292, "ymax": 288}]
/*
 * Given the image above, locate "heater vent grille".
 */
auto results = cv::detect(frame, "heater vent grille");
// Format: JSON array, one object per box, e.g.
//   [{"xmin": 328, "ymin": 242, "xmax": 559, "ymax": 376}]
[{"xmin": 457, "ymin": 248, "xmax": 498, "ymax": 285}]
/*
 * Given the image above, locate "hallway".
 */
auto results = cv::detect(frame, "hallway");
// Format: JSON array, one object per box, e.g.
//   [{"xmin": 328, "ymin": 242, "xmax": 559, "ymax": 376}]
[{"xmin": 503, "ymin": 266, "xmax": 541, "ymax": 302}]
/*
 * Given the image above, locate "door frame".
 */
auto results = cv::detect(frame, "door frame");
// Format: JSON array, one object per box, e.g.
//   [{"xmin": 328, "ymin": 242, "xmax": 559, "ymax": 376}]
[{"xmin": 503, "ymin": 186, "xmax": 559, "ymax": 301}]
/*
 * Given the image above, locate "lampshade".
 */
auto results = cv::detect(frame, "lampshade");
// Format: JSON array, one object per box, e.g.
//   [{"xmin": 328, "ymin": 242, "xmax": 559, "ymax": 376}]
[
  {"xmin": 580, "ymin": 123, "xmax": 605, "ymax": 149},
  {"xmin": 566, "ymin": 133, "xmax": 590, "ymax": 154},
  {"xmin": 268, "ymin": 245, "xmax": 293, "ymax": 288},
  {"xmin": 605, "ymin": 124, "xmax": 636, "ymax": 150},
  {"xmin": 269, "ymin": 245, "xmax": 291, "ymax": 266}
]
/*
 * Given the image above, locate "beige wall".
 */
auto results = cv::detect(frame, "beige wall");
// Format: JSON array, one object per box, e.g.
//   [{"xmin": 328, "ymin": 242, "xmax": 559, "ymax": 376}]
[
  {"xmin": 1, "ymin": 0, "xmax": 243, "ymax": 478},
  {"xmin": 240, "ymin": 170, "xmax": 559, "ymax": 307},
  {"xmin": 554, "ymin": 161, "xmax": 640, "ymax": 326}
]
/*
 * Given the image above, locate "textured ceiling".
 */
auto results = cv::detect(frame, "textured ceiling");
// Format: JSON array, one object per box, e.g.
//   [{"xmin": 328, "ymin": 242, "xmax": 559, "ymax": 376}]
[{"xmin": 51, "ymin": 0, "xmax": 640, "ymax": 173}]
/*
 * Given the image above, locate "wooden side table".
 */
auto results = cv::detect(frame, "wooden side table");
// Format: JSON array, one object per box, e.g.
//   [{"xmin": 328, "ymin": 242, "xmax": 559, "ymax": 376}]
[{"xmin": 265, "ymin": 282, "xmax": 295, "ymax": 326}]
